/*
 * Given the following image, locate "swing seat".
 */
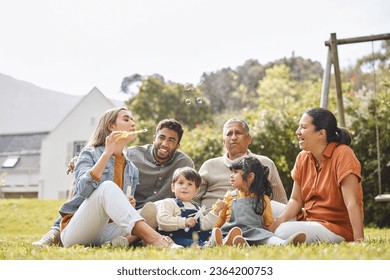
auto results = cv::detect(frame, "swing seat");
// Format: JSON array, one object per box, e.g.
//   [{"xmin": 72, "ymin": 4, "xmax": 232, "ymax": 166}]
[{"xmin": 375, "ymin": 194, "xmax": 390, "ymax": 202}]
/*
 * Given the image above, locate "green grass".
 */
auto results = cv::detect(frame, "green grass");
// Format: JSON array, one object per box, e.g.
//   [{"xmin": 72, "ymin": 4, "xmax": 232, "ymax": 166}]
[{"xmin": 0, "ymin": 199, "xmax": 389, "ymax": 260}]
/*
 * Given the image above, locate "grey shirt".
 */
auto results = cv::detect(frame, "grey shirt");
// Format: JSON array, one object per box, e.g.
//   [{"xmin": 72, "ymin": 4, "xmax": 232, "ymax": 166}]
[{"xmin": 127, "ymin": 144, "xmax": 194, "ymax": 209}]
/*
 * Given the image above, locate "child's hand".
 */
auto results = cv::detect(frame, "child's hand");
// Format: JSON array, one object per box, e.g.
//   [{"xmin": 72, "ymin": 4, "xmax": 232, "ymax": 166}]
[
  {"xmin": 185, "ymin": 217, "xmax": 197, "ymax": 228},
  {"xmin": 212, "ymin": 199, "xmax": 226, "ymax": 215}
]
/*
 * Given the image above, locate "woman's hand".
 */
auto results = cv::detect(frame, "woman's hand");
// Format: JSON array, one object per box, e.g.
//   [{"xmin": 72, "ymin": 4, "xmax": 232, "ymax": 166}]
[
  {"xmin": 104, "ymin": 131, "xmax": 120, "ymax": 155},
  {"xmin": 128, "ymin": 195, "xmax": 136, "ymax": 208},
  {"xmin": 268, "ymin": 218, "xmax": 281, "ymax": 233}
]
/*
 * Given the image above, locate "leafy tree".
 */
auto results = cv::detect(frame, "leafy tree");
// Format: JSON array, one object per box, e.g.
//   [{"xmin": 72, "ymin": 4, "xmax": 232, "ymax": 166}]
[
  {"xmin": 266, "ymin": 56, "xmax": 324, "ymax": 82},
  {"xmin": 200, "ymin": 68, "xmax": 240, "ymax": 114},
  {"xmin": 180, "ymin": 124, "xmax": 223, "ymax": 170},
  {"xmin": 125, "ymin": 76, "xmax": 212, "ymax": 129},
  {"xmin": 246, "ymin": 64, "xmax": 325, "ymax": 195},
  {"xmin": 200, "ymin": 56, "xmax": 323, "ymax": 115},
  {"xmin": 346, "ymin": 68, "xmax": 390, "ymax": 227},
  {"xmin": 235, "ymin": 59, "xmax": 266, "ymax": 110}
]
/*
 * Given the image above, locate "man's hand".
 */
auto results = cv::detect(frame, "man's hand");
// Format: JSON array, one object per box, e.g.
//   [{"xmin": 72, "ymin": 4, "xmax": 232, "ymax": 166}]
[
  {"xmin": 66, "ymin": 156, "xmax": 79, "ymax": 174},
  {"xmin": 128, "ymin": 195, "xmax": 136, "ymax": 208}
]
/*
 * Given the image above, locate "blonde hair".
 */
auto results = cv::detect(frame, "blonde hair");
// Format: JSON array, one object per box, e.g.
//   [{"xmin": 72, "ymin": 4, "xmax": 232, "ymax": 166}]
[{"xmin": 85, "ymin": 107, "xmax": 129, "ymax": 148}]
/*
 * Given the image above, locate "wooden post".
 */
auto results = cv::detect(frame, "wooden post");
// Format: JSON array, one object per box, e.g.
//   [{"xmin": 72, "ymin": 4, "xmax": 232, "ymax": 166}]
[
  {"xmin": 323, "ymin": 33, "xmax": 390, "ymax": 124},
  {"xmin": 323, "ymin": 32, "xmax": 390, "ymax": 202},
  {"xmin": 329, "ymin": 33, "xmax": 346, "ymax": 127},
  {"xmin": 320, "ymin": 47, "xmax": 332, "ymax": 108}
]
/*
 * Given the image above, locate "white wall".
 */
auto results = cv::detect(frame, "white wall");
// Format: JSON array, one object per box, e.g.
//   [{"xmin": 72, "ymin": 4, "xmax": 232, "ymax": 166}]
[{"xmin": 39, "ymin": 88, "xmax": 117, "ymax": 199}]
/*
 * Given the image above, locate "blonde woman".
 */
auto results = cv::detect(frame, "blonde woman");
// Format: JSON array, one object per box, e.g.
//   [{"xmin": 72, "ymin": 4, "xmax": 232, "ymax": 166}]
[{"xmin": 59, "ymin": 107, "xmax": 180, "ymax": 248}]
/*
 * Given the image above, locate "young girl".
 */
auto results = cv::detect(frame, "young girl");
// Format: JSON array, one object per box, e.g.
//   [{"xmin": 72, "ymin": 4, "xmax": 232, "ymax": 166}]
[
  {"xmin": 211, "ymin": 155, "xmax": 306, "ymax": 246},
  {"xmin": 156, "ymin": 166, "xmax": 225, "ymax": 247},
  {"xmin": 59, "ymin": 107, "xmax": 180, "ymax": 248}
]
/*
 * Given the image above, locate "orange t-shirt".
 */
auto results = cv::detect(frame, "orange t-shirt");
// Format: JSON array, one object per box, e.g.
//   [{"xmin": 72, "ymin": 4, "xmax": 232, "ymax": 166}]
[{"xmin": 291, "ymin": 142, "xmax": 364, "ymax": 241}]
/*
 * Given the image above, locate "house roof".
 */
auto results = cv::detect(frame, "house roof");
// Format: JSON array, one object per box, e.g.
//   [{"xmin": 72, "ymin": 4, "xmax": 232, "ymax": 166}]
[
  {"xmin": 0, "ymin": 133, "xmax": 46, "ymax": 176},
  {"xmin": 0, "ymin": 133, "xmax": 48, "ymax": 156},
  {"xmin": 0, "ymin": 73, "xmax": 124, "ymax": 135},
  {"xmin": 0, "ymin": 154, "xmax": 41, "ymax": 173}
]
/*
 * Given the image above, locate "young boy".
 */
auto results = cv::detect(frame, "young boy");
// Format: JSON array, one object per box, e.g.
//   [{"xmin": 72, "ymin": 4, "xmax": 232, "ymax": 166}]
[{"xmin": 156, "ymin": 166, "xmax": 225, "ymax": 247}]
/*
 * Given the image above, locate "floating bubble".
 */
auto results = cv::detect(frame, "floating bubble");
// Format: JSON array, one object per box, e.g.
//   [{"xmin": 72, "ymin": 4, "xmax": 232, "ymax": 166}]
[
  {"xmin": 195, "ymin": 97, "xmax": 203, "ymax": 104},
  {"xmin": 184, "ymin": 83, "xmax": 192, "ymax": 91},
  {"xmin": 185, "ymin": 99, "xmax": 192, "ymax": 105}
]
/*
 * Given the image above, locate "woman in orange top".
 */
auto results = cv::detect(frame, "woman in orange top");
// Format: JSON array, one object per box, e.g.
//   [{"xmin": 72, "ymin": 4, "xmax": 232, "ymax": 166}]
[{"xmin": 269, "ymin": 108, "xmax": 364, "ymax": 243}]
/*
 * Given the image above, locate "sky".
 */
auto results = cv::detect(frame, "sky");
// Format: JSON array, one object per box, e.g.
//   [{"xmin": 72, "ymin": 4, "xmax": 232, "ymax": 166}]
[{"xmin": 0, "ymin": 0, "xmax": 389, "ymax": 101}]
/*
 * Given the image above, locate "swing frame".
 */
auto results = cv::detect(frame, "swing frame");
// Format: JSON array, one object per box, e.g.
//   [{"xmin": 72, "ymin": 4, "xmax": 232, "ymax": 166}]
[{"xmin": 320, "ymin": 32, "xmax": 390, "ymax": 203}]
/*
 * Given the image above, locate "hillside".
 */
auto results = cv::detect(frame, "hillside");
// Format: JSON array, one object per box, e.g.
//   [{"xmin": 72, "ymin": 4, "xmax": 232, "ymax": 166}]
[{"xmin": 0, "ymin": 73, "xmax": 83, "ymax": 134}]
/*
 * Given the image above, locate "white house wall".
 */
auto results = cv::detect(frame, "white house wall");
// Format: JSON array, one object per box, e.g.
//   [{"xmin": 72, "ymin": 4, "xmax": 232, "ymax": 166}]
[{"xmin": 39, "ymin": 88, "xmax": 117, "ymax": 199}]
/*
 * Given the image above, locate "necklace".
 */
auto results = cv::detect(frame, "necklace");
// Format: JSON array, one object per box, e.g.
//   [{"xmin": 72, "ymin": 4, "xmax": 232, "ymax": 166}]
[{"xmin": 314, "ymin": 158, "xmax": 321, "ymax": 170}]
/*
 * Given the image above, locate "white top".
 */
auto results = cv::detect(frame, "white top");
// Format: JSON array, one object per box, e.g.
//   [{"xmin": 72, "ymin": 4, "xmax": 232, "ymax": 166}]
[{"xmin": 156, "ymin": 198, "xmax": 218, "ymax": 232}]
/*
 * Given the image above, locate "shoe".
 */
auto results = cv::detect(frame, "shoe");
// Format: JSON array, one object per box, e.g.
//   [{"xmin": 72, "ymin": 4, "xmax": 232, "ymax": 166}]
[
  {"xmin": 32, "ymin": 228, "xmax": 61, "ymax": 247},
  {"xmin": 209, "ymin": 228, "xmax": 223, "ymax": 247},
  {"xmin": 139, "ymin": 202, "xmax": 158, "ymax": 229},
  {"xmin": 109, "ymin": 236, "xmax": 129, "ymax": 247},
  {"xmin": 232, "ymin": 235, "xmax": 249, "ymax": 247},
  {"xmin": 283, "ymin": 231, "xmax": 306, "ymax": 246},
  {"xmin": 147, "ymin": 236, "xmax": 183, "ymax": 248},
  {"xmin": 223, "ymin": 227, "xmax": 242, "ymax": 245}
]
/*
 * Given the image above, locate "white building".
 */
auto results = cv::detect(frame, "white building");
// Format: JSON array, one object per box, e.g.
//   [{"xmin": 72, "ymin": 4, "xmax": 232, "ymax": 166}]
[{"xmin": 0, "ymin": 73, "xmax": 122, "ymax": 198}]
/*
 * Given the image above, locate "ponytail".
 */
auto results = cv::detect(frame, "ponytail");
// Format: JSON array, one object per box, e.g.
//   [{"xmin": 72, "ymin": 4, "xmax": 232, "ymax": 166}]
[{"xmin": 336, "ymin": 127, "xmax": 351, "ymax": 146}]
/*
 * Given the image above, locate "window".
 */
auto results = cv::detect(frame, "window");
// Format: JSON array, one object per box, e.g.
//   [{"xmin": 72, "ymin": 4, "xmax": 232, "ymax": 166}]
[
  {"xmin": 2, "ymin": 156, "xmax": 20, "ymax": 168},
  {"xmin": 73, "ymin": 141, "xmax": 86, "ymax": 157}
]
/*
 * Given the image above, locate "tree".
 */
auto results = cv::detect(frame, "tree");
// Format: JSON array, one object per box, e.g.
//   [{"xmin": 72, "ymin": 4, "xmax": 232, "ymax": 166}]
[
  {"xmin": 125, "ymin": 76, "xmax": 212, "ymax": 129},
  {"xmin": 345, "ymin": 68, "xmax": 390, "ymax": 227},
  {"xmin": 200, "ymin": 68, "xmax": 240, "ymax": 114},
  {"xmin": 180, "ymin": 124, "xmax": 223, "ymax": 170},
  {"xmin": 245, "ymin": 64, "xmax": 325, "ymax": 195}
]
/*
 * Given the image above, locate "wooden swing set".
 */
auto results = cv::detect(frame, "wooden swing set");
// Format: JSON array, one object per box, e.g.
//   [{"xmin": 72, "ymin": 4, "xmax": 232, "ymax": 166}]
[{"xmin": 320, "ymin": 32, "xmax": 390, "ymax": 203}]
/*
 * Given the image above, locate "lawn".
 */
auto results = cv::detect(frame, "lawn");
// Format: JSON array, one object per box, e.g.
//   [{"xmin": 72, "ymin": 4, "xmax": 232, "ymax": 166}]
[{"xmin": 0, "ymin": 199, "xmax": 389, "ymax": 260}]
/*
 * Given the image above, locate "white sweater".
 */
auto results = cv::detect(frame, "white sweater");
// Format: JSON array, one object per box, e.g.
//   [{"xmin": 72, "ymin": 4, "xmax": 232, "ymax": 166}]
[{"xmin": 157, "ymin": 198, "xmax": 218, "ymax": 232}]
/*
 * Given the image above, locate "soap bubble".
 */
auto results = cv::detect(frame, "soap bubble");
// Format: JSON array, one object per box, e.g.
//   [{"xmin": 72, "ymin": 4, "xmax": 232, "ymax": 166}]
[
  {"xmin": 195, "ymin": 97, "xmax": 203, "ymax": 104},
  {"xmin": 185, "ymin": 99, "xmax": 192, "ymax": 105},
  {"xmin": 184, "ymin": 83, "xmax": 192, "ymax": 91}
]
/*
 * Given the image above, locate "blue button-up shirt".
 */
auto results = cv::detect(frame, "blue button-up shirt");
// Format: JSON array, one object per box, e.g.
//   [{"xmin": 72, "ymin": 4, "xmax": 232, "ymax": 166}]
[{"xmin": 59, "ymin": 145, "xmax": 139, "ymax": 216}]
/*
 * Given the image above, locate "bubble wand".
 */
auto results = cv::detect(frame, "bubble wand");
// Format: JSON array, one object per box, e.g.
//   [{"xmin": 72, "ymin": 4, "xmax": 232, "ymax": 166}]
[{"xmin": 118, "ymin": 128, "xmax": 148, "ymax": 140}]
